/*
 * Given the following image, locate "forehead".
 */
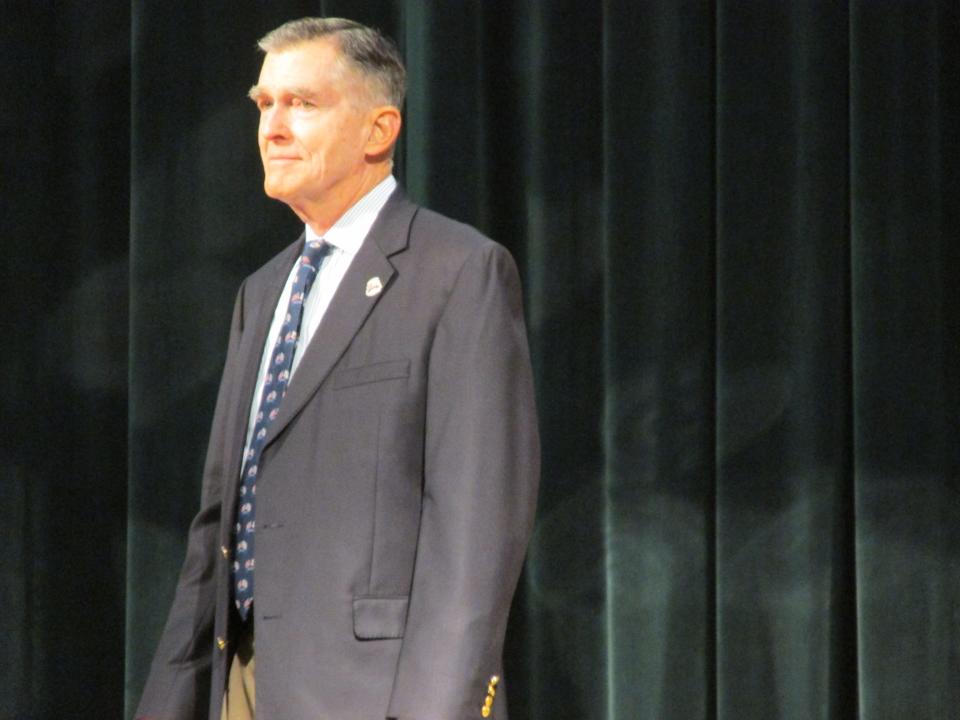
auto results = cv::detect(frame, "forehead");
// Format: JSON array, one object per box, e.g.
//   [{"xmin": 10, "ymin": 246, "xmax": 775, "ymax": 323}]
[{"xmin": 257, "ymin": 39, "xmax": 352, "ymax": 91}]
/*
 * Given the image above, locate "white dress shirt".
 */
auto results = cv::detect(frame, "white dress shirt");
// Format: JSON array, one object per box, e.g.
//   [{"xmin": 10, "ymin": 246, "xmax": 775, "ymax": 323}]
[{"xmin": 240, "ymin": 175, "xmax": 397, "ymax": 460}]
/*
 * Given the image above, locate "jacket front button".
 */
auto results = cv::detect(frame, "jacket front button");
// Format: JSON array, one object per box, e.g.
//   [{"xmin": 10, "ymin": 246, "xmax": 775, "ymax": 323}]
[
  {"xmin": 216, "ymin": 636, "xmax": 227, "ymax": 651},
  {"xmin": 221, "ymin": 545, "xmax": 229, "ymax": 559}
]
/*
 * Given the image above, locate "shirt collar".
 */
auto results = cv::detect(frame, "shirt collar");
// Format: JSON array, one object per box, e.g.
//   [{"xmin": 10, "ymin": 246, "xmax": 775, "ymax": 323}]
[{"xmin": 304, "ymin": 175, "xmax": 398, "ymax": 255}]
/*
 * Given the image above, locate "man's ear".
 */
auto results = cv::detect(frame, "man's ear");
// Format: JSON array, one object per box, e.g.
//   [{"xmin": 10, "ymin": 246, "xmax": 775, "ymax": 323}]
[{"xmin": 365, "ymin": 106, "xmax": 402, "ymax": 159}]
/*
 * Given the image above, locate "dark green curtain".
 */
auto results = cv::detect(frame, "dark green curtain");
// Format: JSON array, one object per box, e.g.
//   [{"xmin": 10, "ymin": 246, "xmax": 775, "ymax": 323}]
[
  {"xmin": 1, "ymin": 3, "xmax": 130, "ymax": 717},
  {"xmin": 3, "ymin": 2, "xmax": 957, "ymax": 719}
]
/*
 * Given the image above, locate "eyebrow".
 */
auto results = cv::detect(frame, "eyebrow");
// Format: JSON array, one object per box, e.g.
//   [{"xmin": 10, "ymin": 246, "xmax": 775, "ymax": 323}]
[{"xmin": 247, "ymin": 85, "xmax": 322, "ymax": 102}]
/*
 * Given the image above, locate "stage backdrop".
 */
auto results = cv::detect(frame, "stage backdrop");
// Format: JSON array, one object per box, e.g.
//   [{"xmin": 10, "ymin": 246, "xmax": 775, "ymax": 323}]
[{"xmin": 2, "ymin": 1, "xmax": 957, "ymax": 719}]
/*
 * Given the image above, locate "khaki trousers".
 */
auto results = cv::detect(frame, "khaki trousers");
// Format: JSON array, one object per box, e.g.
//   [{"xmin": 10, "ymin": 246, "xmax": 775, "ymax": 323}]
[{"xmin": 221, "ymin": 623, "xmax": 255, "ymax": 720}]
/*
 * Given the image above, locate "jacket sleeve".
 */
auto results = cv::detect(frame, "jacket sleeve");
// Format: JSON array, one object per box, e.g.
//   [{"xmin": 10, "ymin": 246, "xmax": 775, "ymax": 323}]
[
  {"xmin": 386, "ymin": 242, "xmax": 540, "ymax": 720},
  {"xmin": 135, "ymin": 281, "xmax": 247, "ymax": 720}
]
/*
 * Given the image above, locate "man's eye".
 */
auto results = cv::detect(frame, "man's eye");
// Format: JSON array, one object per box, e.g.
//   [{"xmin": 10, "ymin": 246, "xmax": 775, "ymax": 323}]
[{"xmin": 257, "ymin": 100, "xmax": 273, "ymax": 111}]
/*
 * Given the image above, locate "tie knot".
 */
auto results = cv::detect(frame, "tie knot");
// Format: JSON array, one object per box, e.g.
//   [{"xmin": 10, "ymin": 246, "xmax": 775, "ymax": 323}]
[{"xmin": 301, "ymin": 239, "xmax": 330, "ymax": 271}]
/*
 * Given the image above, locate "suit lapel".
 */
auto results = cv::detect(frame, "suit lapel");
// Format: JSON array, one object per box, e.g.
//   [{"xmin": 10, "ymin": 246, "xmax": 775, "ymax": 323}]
[
  {"xmin": 227, "ymin": 238, "xmax": 303, "ymax": 476},
  {"xmin": 264, "ymin": 190, "xmax": 418, "ymax": 448}
]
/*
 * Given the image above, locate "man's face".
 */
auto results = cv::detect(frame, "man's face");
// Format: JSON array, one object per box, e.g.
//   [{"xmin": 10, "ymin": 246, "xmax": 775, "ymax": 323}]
[{"xmin": 252, "ymin": 39, "xmax": 372, "ymax": 211}]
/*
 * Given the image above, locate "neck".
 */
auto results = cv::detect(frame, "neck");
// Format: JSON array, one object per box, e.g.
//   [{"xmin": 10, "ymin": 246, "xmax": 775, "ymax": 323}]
[{"xmin": 291, "ymin": 162, "xmax": 392, "ymax": 236}]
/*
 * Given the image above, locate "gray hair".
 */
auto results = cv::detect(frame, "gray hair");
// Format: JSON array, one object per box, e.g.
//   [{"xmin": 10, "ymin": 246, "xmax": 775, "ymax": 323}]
[{"xmin": 258, "ymin": 17, "xmax": 406, "ymax": 108}]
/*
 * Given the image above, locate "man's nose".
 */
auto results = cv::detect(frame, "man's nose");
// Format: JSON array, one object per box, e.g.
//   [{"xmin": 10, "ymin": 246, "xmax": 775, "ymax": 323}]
[{"xmin": 261, "ymin": 106, "xmax": 289, "ymax": 139}]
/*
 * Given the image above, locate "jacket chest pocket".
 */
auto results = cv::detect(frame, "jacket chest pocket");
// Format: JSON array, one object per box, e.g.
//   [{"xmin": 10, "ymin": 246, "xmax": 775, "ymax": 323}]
[{"xmin": 331, "ymin": 359, "xmax": 410, "ymax": 390}]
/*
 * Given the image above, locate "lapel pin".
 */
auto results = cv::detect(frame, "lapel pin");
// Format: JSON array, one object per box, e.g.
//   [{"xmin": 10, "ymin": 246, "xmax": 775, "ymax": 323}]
[{"xmin": 365, "ymin": 276, "xmax": 383, "ymax": 297}]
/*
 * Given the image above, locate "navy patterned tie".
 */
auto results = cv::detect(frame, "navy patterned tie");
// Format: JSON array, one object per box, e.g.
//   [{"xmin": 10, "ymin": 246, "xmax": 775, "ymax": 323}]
[{"xmin": 232, "ymin": 238, "xmax": 330, "ymax": 620}]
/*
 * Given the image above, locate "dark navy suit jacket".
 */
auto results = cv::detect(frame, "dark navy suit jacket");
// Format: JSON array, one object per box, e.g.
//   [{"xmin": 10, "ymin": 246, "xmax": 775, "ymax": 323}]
[{"xmin": 137, "ymin": 189, "xmax": 540, "ymax": 720}]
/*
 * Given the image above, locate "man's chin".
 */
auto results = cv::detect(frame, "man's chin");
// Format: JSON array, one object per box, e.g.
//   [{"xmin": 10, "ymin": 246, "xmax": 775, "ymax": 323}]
[{"xmin": 263, "ymin": 180, "xmax": 293, "ymax": 203}]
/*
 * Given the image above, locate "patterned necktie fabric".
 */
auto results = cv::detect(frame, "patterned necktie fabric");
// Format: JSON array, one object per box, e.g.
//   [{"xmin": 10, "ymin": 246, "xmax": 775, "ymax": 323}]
[{"xmin": 232, "ymin": 238, "xmax": 330, "ymax": 620}]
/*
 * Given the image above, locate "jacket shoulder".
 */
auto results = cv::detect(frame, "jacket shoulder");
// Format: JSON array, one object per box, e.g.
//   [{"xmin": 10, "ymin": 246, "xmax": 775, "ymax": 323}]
[
  {"xmin": 409, "ymin": 206, "xmax": 494, "ymax": 250},
  {"xmin": 406, "ymin": 206, "xmax": 522, "ymax": 280}
]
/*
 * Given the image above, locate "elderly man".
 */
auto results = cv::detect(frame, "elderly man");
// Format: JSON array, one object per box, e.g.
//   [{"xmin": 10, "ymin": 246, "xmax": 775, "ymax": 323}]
[{"xmin": 136, "ymin": 16, "xmax": 539, "ymax": 720}]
